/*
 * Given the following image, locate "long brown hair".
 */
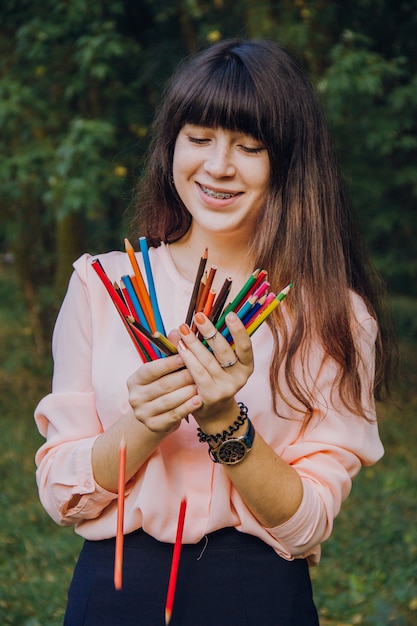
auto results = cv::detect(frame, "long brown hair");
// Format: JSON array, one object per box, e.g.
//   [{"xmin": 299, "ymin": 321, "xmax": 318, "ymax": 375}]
[{"xmin": 132, "ymin": 39, "xmax": 394, "ymax": 425}]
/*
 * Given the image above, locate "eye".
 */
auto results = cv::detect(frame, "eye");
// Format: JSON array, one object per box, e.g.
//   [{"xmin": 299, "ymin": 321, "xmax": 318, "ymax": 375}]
[
  {"xmin": 240, "ymin": 145, "xmax": 266, "ymax": 154},
  {"xmin": 188, "ymin": 135, "xmax": 210, "ymax": 145},
  {"xmin": 237, "ymin": 135, "xmax": 266, "ymax": 154}
]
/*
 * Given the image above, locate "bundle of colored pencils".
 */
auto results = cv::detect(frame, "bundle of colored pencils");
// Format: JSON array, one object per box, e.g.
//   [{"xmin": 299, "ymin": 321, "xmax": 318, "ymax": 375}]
[
  {"xmin": 186, "ymin": 249, "xmax": 292, "ymax": 343},
  {"xmin": 92, "ymin": 239, "xmax": 292, "ymax": 363},
  {"xmin": 92, "ymin": 237, "xmax": 177, "ymax": 363}
]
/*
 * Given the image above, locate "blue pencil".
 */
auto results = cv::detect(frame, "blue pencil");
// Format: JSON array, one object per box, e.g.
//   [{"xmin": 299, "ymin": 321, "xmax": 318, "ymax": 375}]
[
  {"xmin": 138, "ymin": 236, "xmax": 166, "ymax": 335},
  {"xmin": 220, "ymin": 295, "xmax": 257, "ymax": 342},
  {"xmin": 121, "ymin": 275, "xmax": 164, "ymax": 358},
  {"xmin": 121, "ymin": 275, "xmax": 151, "ymax": 332},
  {"xmin": 241, "ymin": 299, "xmax": 264, "ymax": 327}
]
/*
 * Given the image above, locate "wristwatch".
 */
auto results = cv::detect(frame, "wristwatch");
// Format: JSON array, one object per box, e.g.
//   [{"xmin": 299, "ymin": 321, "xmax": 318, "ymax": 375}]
[{"xmin": 208, "ymin": 419, "xmax": 255, "ymax": 465}]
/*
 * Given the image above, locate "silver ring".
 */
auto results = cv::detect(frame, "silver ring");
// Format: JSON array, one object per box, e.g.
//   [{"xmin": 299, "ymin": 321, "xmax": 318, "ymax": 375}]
[
  {"xmin": 203, "ymin": 330, "xmax": 218, "ymax": 341},
  {"xmin": 220, "ymin": 356, "xmax": 239, "ymax": 369}
]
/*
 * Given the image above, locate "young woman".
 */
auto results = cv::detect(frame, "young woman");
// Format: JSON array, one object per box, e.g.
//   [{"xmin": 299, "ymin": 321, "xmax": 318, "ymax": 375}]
[{"xmin": 35, "ymin": 39, "xmax": 390, "ymax": 625}]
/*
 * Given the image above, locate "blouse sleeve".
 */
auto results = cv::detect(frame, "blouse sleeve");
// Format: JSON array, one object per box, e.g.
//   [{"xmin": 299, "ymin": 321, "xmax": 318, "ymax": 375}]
[
  {"xmin": 34, "ymin": 256, "xmax": 118, "ymax": 526},
  {"xmin": 265, "ymin": 310, "xmax": 384, "ymax": 560}
]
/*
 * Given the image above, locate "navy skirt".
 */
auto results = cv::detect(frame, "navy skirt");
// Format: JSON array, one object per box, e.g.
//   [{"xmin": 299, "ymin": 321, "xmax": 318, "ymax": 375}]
[{"xmin": 64, "ymin": 527, "xmax": 319, "ymax": 626}]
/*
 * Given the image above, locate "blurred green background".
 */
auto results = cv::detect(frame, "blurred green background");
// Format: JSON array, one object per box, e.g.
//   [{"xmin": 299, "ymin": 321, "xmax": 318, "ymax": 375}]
[{"xmin": 1, "ymin": 1, "xmax": 416, "ymax": 624}]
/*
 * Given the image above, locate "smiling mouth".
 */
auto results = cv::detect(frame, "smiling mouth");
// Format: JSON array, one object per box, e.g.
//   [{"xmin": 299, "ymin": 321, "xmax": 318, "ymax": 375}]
[{"xmin": 199, "ymin": 184, "xmax": 239, "ymax": 200}]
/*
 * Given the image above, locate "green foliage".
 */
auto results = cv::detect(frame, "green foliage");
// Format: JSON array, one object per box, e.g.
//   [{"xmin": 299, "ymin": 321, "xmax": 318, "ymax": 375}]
[
  {"xmin": 0, "ymin": 1, "xmax": 148, "ymax": 246},
  {"xmin": 319, "ymin": 30, "xmax": 417, "ymax": 295},
  {"xmin": 391, "ymin": 296, "xmax": 417, "ymax": 342},
  {"xmin": 0, "ymin": 416, "xmax": 82, "ymax": 626},
  {"xmin": 312, "ymin": 425, "xmax": 417, "ymax": 625}
]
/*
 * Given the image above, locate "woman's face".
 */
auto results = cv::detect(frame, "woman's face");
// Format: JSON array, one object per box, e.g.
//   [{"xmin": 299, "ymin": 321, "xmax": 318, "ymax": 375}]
[{"xmin": 172, "ymin": 124, "xmax": 270, "ymax": 239}]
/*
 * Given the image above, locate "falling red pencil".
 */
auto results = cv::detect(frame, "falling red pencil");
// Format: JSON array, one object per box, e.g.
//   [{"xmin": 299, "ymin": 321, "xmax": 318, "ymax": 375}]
[
  {"xmin": 114, "ymin": 434, "xmax": 126, "ymax": 590},
  {"xmin": 165, "ymin": 498, "xmax": 187, "ymax": 625}
]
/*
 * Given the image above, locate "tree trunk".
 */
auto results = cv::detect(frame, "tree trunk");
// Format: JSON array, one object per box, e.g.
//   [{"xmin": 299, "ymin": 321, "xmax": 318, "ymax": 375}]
[{"xmin": 54, "ymin": 211, "xmax": 86, "ymax": 299}]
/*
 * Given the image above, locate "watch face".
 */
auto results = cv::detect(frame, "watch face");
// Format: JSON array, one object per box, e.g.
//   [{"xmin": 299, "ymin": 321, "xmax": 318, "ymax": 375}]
[{"xmin": 217, "ymin": 439, "xmax": 247, "ymax": 464}]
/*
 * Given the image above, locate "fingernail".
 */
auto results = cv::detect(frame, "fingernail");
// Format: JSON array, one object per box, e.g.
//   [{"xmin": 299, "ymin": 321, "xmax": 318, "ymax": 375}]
[
  {"xmin": 178, "ymin": 339, "xmax": 187, "ymax": 351},
  {"xmin": 194, "ymin": 312, "xmax": 206, "ymax": 324},
  {"xmin": 179, "ymin": 324, "xmax": 190, "ymax": 335},
  {"xmin": 191, "ymin": 395, "xmax": 202, "ymax": 407},
  {"xmin": 226, "ymin": 312, "xmax": 238, "ymax": 323}
]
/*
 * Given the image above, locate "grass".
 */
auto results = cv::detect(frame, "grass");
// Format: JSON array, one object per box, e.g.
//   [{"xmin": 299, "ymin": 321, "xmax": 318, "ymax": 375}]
[{"xmin": 1, "ymin": 263, "xmax": 416, "ymax": 625}]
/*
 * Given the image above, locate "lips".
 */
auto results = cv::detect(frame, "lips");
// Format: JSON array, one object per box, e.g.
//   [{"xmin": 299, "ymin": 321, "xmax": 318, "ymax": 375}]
[{"xmin": 199, "ymin": 184, "xmax": 239, "ymax": 200}]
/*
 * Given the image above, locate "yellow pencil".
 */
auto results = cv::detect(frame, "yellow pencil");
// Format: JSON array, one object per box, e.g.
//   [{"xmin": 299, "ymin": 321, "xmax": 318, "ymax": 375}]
[
  {"xmin": 246, "ymin": 284, "xmax": 293, "ymax": 337},
  {"xmin": 153, "ymin": 331, "xmax": 178, "ymax": 355}
]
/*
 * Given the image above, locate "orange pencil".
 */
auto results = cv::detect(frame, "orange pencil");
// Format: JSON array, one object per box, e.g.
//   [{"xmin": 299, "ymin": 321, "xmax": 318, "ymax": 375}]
[
  {"xmin": 165, "ymin": 498, "xmax": 187, "ymax": 625},
  {"xmin": 202, "ymin": 288, "xmax": 216, "ymax": 318},
  {"xmin": 114, "ymin": 434, "xmax": 126, "ymax": 590},
  {"xmin": 196, "ymin": 265, "xmax": 217, "ymax": 313},
  {"xmin": 124, "ymin": 238, "xmax": 155, "ymax": 330}
]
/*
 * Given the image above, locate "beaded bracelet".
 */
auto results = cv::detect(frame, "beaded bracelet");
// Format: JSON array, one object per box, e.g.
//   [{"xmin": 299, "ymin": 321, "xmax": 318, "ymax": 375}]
[{"xmin": 196, "ymin": 402, "xmax": 249, "ymax": 447}]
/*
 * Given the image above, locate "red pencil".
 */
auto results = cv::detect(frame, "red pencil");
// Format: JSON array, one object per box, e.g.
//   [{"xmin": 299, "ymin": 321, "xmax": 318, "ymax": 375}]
[
  {"xmin": 114, "ymin": 434, "xmax": 126, "ymax": 590},
  {"xmin": 91, "ymin": 259, "xmax": 130, "ymax": 317},
  {"xmin": 165, "ymin": 498, "xmax": 187, "ymax": 625},
  {"xmin": 92, "ymin": 260, "xmax": 148, "ymax": 361}
]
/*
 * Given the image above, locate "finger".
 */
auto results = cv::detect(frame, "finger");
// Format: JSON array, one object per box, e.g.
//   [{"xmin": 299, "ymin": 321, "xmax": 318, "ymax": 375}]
[
  {"xmin": 177, "ymin": 321, "xmax": 249, "ymax": 404},
  {"xmin": 193, "ymin": 312, "xmax": 253, "ymax": 371},
  {"xmin": 137, "ymin": 383, "xmax": 199, "ymax": 417},
  {"xmin": 131, "ymin": 354, "xmax": 186, "ymax": 386},
  {"xmin": 223, "ymin": 312, "xmax": 254, "ymax": 368},
  {"xmin": 128, "ymin": 364, "xmax": 194, "ymax": 403},
  {"xmin": 178, "ymin": 322, "xmax": 223, "ymax": 377},
  {"xmin": 168, "ymin": 328, "xmax": 181, "ymax": 347},
  {"xmin": 132, "ymin": 386, "xmax": 202, "ymax": 432}
]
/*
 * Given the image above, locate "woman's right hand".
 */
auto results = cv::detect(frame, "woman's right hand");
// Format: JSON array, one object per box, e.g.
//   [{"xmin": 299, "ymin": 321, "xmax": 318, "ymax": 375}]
[{"xmin": 127, "ymin": 354, "xmax": 202, "ymax": 434}]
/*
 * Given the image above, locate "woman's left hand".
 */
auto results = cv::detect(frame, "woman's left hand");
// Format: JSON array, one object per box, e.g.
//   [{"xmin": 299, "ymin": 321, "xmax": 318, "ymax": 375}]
[{"xmin": 173, "ymin": 311, "xmax": 254, "ymax": 424}]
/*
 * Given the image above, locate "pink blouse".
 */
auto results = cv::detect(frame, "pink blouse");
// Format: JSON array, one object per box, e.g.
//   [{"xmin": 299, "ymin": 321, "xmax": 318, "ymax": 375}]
[{"xmin": 34, "ymin": 243, "xmax": 384, "ymax": 564}]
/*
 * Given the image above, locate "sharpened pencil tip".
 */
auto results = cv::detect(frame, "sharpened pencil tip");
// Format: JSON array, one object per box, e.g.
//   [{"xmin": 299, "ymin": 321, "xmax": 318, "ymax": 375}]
[
  {"xmin": 276, "ymin": 283, "xmax": 293, "ymax": 302},
  {"xmin": 165, "ymin": 608, "xmax": 172, "ymax": 625}
]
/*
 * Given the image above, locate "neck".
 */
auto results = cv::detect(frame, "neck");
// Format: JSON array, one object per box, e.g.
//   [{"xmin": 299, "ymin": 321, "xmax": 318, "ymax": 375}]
[{"xmin": 169, "ymin": 227, "xmax": 256, "ymax": 297}]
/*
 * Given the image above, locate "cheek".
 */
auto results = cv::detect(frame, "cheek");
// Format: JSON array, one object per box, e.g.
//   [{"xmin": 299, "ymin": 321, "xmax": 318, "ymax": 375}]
[
  {"xmin": 172, "ymin": 132, "xmax": 198, "ymax": 173},
  {"xmin": 251, "ymin": 170, "xmax": 270, "ymax": 200},
  {"xmin": 172, "ymin": 148, "xmax": 195, "ymax": 187},
  {"xmin": 247, "ymin": 157, "xmax": 270, "ymax": 192}
]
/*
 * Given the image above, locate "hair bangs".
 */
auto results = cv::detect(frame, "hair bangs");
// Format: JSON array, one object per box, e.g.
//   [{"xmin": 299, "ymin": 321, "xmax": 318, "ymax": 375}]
[{"xmin": 173, "ymin": 56, "xmax": 266, "ymax": 141}]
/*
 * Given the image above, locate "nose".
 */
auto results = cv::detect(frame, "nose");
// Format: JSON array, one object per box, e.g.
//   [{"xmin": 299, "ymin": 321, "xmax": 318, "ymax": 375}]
[{"xmin": 203, "ymin": 143, "xmax": 236, "ymax": 178}]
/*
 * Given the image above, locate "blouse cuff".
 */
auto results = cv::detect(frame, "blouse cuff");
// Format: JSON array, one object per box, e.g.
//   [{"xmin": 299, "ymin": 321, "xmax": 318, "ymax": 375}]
[
  {"xmin": 60, "ymin": 436, "xmax": 120, "ymax": 519},
  {"xmin": 265, "ymin": 478, "xmax": 328, "ymax": 557}
]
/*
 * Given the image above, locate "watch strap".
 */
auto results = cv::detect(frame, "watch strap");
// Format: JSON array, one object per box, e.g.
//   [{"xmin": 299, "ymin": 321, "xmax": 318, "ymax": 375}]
[{"xmin": 209, "ymin": 418, "xmax": 255, "ymax": 464}]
